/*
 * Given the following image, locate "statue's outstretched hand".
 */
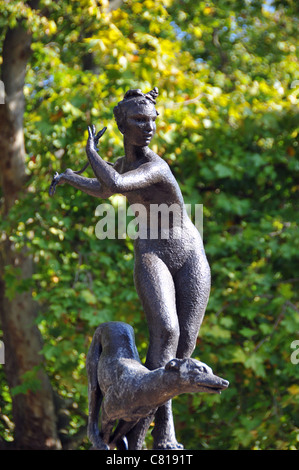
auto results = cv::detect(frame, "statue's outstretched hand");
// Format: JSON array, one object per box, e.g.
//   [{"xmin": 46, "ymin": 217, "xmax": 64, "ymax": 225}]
[
  {"xmin": 49, "ymin": 171, "xmax": 62, "ymax": 196},
  {"xmin": 49, "ymin": 168, "xmax": 73, "ymax": 196},
  {"xmin": 87, "ymin": 125, "xmax": 107, "ymax": 152}
]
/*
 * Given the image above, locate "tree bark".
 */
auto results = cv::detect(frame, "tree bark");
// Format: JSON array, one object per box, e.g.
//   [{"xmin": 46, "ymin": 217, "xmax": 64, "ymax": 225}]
[{"xmin": 0, "ymin": 13, "xmax": 61, "ymax": 450}]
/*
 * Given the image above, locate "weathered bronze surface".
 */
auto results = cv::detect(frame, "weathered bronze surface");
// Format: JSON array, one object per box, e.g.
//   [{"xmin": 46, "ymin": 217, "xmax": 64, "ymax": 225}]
[{"xmin": 50, "ymin": 88, "xmax": 225, "ymax": 450}]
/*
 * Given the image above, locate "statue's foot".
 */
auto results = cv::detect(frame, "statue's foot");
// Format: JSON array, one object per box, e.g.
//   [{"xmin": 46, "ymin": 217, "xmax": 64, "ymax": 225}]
[
  {"xmin": 153, "ymin": 439, "xmax": 184, "ymax": 450},
  {"xmin": 90, "ymin": 443, "xmax": 109, "ymax": 450},
  {"xmin": 151, "ymin": 415, "xmax": 184, "ymax": 450}
]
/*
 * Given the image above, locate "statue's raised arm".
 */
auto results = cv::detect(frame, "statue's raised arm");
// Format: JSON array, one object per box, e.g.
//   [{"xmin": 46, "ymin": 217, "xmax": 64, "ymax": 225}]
[{"xmin": 48, "ymin": 126, "xmax": 113, "ymax": 199}]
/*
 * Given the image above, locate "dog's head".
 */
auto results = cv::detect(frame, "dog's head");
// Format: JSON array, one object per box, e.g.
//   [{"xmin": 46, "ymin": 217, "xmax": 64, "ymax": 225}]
[{"xmin": 165, "ymin": 358, "xmax": 229, "ymax": 394}]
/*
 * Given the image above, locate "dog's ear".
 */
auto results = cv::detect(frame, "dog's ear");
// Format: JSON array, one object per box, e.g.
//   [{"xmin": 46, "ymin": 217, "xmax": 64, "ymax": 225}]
[{"xmin": 165, "ymin": 359, "xmax": 180, "ymax": 371}]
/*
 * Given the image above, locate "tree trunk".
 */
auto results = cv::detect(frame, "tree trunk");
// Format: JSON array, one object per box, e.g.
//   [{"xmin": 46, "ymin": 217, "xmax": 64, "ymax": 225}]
[{"xmin": 0, "ymin": 14, "xmax": 61, "ymax": 450}]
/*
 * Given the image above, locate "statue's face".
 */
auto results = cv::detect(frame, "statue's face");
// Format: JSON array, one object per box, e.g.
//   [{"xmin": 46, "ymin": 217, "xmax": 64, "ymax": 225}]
[{"xmin": 122, "ymin": 101, "xmax": 158, "ymax": 147}]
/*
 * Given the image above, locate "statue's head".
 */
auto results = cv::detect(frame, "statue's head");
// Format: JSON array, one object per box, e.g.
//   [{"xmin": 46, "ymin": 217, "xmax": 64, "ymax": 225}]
[{"xmin": 113, "ymin": 87, "xmax": 159, "ymax": 146}]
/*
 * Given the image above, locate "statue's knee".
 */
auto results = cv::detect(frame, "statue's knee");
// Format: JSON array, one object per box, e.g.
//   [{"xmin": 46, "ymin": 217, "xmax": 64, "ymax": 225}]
[{"xmin": 160, "ymin": 322, "xmax": 180, "ymax": 347}]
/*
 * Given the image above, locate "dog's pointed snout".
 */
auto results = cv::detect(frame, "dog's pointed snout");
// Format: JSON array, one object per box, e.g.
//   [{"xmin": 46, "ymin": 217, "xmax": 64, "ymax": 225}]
[{"xmin": 221, "ymin": 379, "xmax": 229, "ymax": 387}]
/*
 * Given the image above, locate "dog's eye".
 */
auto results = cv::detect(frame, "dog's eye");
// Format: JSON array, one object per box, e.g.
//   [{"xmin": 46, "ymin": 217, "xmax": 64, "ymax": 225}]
[
  {"xmin": 198, "ymin": 366, "xmax": 207, "ymax": 373},
  {"xmin": 165, "ymin": 359, "xmax": 180, "ymax": 371}
]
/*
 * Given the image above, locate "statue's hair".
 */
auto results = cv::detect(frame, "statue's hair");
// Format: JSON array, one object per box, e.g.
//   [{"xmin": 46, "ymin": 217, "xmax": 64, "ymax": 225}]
[
  {"xmin": 113, "ymin": 87, "xmax": 159, "ymax": 132},
  {"xmin": 122, "ymin": 87, "xmax": 159, "ymax": 104}
]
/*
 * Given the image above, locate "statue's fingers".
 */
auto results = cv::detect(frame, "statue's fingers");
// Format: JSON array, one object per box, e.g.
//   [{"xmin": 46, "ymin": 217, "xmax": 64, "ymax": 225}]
[
  {"xmin": 92, "ymin": 124, "xmax": 96, "ymax": 136},
  {"xmin": 87, "ymin": 126, "xmax": 93, "ymax": 138},
  {"xmin": 49, "ymin": 179, "xmax": 57, "ymax": 196},
  {"xmin": 49, "ymin": 172, "xmax": 61, "ymax": 196},
  {"xmin": 95, "ymin": 127, "xmax": 107, "ymax": 141}
]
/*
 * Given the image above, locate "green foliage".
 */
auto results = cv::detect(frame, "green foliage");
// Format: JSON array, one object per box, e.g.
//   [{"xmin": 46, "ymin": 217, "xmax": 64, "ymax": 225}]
[
  {"xmin": 11, "ymin": 366, "xmax": 42, "ymax": 397},
  {"xmin": 1, "ymin": 0, "xmax": 299, "ymax": 450}
]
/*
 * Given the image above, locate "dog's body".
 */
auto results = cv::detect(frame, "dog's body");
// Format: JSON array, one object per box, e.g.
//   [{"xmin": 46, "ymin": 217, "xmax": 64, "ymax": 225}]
[{"xmin": 86, "ymin": 322, "xmax": 229, "ymax": 450}]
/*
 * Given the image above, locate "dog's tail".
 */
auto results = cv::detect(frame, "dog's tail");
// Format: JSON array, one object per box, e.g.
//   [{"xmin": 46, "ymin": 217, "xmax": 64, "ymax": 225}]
[
  {"xmin": 86, "ymin": 326, "xmax": 103, "ymax": 393},
  {"xmin": 86, "ymin": 326, "xmax": 106, "ymax": 448}
]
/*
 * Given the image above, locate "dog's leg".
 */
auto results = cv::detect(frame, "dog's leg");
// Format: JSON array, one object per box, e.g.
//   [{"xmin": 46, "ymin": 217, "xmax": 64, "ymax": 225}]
[
  {"xmin": 109, "ymin": 419, "xmax": 140, "ymax": 450},
  {"xmin": 126, "ymin": 412, "xmax": 156, "ymax": 450},
  {"xmin": 100, "ymin": 408, "xmax": 116, "ymax": 448}
]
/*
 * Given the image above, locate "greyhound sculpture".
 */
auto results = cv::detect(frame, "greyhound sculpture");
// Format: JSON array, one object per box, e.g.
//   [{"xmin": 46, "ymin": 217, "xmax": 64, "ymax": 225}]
[{"xmin": 86, "ymin": 322, "xmax": 229, "ymax": 450}]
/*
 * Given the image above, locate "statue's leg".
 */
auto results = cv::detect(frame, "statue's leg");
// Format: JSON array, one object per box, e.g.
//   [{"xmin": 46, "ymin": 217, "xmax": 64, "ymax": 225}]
[
  {"xmin": 151, "ymin": 399, "xmax": 183, "ymax": 450},
  {"xmin": 174, "ymin": 250, "xmax": 211, "ymax": 359},
  {"xmin": 151, "ymin": 251, "xmax": 211, "ymax": 450},
  {"xmin": 135, "ymin": 253, "xmax": 179, "ymax": 366},
  {"xmin": 127, "ymin": 253, "xmax": 180, "ymax": 450}
]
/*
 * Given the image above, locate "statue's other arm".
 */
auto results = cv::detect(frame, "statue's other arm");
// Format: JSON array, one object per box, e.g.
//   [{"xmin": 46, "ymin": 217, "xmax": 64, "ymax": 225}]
[{"xmin": 49, "ymin": 169, "xmax": 114, "ymax": 199}]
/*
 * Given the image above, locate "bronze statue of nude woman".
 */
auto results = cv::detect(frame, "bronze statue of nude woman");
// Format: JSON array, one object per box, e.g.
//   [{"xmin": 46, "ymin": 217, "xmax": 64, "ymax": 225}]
[{"xmin": 50, "ymin": 87, "xmax": 211, "ymax": 450}]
